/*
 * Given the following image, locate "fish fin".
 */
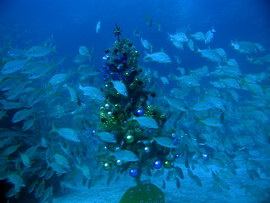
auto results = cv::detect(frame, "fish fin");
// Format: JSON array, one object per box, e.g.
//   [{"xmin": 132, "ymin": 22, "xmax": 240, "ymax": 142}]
[
  {"xmin": 78, "ymin": 84, "xmax": 83, "ymax": 90},
  {"xmin": 51, "ymin": 46, "xmax": 57, "ymax": 53},
  {"xmin": 49, "ymin": 123, "xmax": 56, "ymax": 134}
]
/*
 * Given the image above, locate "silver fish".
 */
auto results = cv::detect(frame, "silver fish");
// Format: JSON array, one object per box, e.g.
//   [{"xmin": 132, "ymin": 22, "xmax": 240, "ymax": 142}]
[{"xmin": 144, "ymin": 51, "xmax": 172, "ymax": 64}]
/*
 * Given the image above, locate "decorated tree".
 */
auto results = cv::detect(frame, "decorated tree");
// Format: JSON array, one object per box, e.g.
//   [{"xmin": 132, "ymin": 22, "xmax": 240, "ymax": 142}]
[{"xmin": 97, "ymin": 26, "xmax": 181, "ymax": 202}]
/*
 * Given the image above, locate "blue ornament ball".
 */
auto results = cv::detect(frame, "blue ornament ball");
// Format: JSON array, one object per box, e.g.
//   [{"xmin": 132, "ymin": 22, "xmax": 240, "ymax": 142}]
[
  {"xmin": 129, "ymin": 168, "xmax": 139, "ymax": 177},
  {"xmin": 135, "ymin": 107, "xmax": 145, "ymax": 116},
  {"xmin": 175, "ymin": 153, "xmax": 180, "ymax": 159},
  {"xmin": 153, "ymin": 160, "xmax": 162, "ymax": 169}
]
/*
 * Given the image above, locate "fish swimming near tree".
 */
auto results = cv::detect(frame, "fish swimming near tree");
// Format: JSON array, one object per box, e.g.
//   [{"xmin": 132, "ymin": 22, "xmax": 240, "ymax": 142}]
[
  {"xmin": 112, "ymin": 80, "xmax": 128, "ymax": 96},
  {"xmin": 144, "ymin": 51, "xmax": 172, "ymax": 64},
  {"xmin": 50, "ymin": 125, "xmax": 80, "ymax": 142},
  {"xmin": 25, "ymin": 45, "xmax": 54, "ymax": 58},
  {"xmin": 140, "ymin": 38, "xmax": 153, "ymax": 51},
  {"xmin": 96, "ymin": 20, "xmax": 101, "ymax": 33},
  {"xmin": 169, "ymin": 32, "xmax": 188, "ymax": 49},
  {"xmin": 1, "ymin": 59, "xmax": 28, "ymax": 74},
  {"xmin": 231, "ymin": 40, "xmax": 265, "ymax": 54}
]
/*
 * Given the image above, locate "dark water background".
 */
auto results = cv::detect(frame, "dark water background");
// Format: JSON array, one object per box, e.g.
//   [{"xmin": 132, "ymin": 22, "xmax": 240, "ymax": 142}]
[{"xmin": 1, "ymin": 0, "xmax": 270, "ymax": 73}]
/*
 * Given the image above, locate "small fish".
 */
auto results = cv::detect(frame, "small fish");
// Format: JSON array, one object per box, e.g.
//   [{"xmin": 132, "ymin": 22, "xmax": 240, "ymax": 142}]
[
  {"xmin": 187, "ymin": 169, "xmax": 202, "ymax": 187},
  {"xmin": 0, "ymin": 138, "xmax": 12, "ymax": 149},
  {"xmin": 247, "ymin": 169, "xmax": 260, "ymax": 180},
  {"xmin": 175, "ymin": 166, "xmax": 184, "ymax": 179},
  {"xmin": 74, "ymin": 54, "xmax": 90, "ymax": 64},
  {"xmin": 4, "ymin": 82, "xmax": 30, "ymax": 101},
  {"xmin": 198, "ymin": 48, "xmax": 227, "ymax": 64},
  {"xmin": 175, "ymin": 177, "xmax": 181, "ymax": 189},
  {"xmin": 207, "ymin": 97, "xmax": 225, "ymax": 110},
  {"xmin": 39, "ymin": 170, "xmax": 47, "ymax": 178},
  {"xmin": 63, "ymin": 84, "xmax": 78, "ymax": 103},
  {"xmin": 162, "ymin": 179, "xmax": 166, "ymax": 189},
  {"xmin": 211, "ymin": 78, "xmax": 240, "ymax": 89},
  {"xmin": 144, "ymin": 51, "xmax": 172, "ymax": 64},
  {"xmin": 96, "ymin": 20, "xmax": 101, "ymax": 33},
  {"xmin": 145, "ymin": 16, "xmax": 153, "ymax": 27},
  {"xmin": 191, "ymin": 32, "xmax": 205, "ymax": 41},
  {"xmin": 51, "ymin": 125, "xmax": 80, "ymax": 142},
  {"xmin": 20, "ymin": 153, "xmax": 31, "ymax": 167},
  {"xmin": 193, "ymin": 97, "xmax": 225, "ymax": 112},
  {"xmin": 140, "ymin": 38, "xmax": 152, "ymax": 51},
  {"xmin": 12, "ymin": 109, "xmax": 32, "ymax": 123},
  {"xmin": 44, "ymin": 170, "xmax": 54, "ymax": 180},
  {"xmin": 112, "ymin": 80, "xmax": 128, "ymax": 96},
  {"xmin": 28, "ymin": 181, "xmax": 38, "ymax": 194},
  {"xmin": 2, "ymin": 144, "xmax": 20, "ymax": 156},
  {"xmin": 211, "ymin": 62, "xmax": 241, "ymax": 78},
  {"xmin": 160, "ymin": 76, "xmax": 169, "ymax": 85},
  {"xmin": 0, "ymin": 77, "xmax": 22, "ymax": 91},
  {"xmin": 79, "ymin": 46, "xmax": 90, "ymax": 56},
  {"xmin": 231, "ymin": 40, "xmax": 264, "ymax": 54},
  {"xmin": 205, "ymin": 28, "xmax": 216, "ymax": 44},
  {"xmin": 7, "ymin": 48, "xmax": 25, "ymax": 57},
  {"xmin": 190, "ymin": 65, "xmax": 209, "ymax": 78},
  {"xmin": 113, "ymin": 150, "xmax": 139, "ymax": 162},
  {"xmin": 106, "ymin": 170, "xmax": 115, "ymax": 185},
  {"xmin": 176, "ymin": 75, "xmax": 200, "ymax": 87},
  {"xmin": 166, "ymin": 170, "xmax": 174, "ymax": 181},
  {"xmin": 34, "ymin": 181, "xmax": 45, "ymax": 198},
  {"xmin": 133, "ymin": 29, "xmax": 141, "ymax": 38},
  {"xmin": 97, "ymin": 132, "xmax": 116, "ymax": 143},
  {"xmin": 154, "ymin": 137, "xmax": 177, "ymax": 148},
  {"xmin": 76, "ymin": 164, "xmax": 91, "ymax": 179},
  {"xmin": 25, "ymin": 46, "xmax": 53, "ymax": 58},
  {"xmin": 200, "ymin": 118, "xmax": 222, "ymax": 128},
  {"xmin": 23, "ymin": 61, "xmax": 53, "ymax": 79},
  {"xmin": 164, "ymin": 97, "xmax": 186, "ymax": 112},
  {"xmin": 133, "ymin": 116, "xmax": 158, "ymax": 129},
  {"xmin": 185, "ymin": 154, "xmax": 190, "ymax": 169},
  {"xmin": 7, "ymin": 173, "xmax": 25, "ymax": 194},
  {"xmin": 0, "ymin": 110, "xmax": 6, "ymax": 119},
  {"xmin": 187, "ymin": 39, "xmax": 195, "ymax": 51},
  {"xmin": 49, "ymin": 162, "xmax": 67, "ymax": 174},
  {"xmin": 193, "ymin": 101, "xmax": 212, "ymax": 111},
  {"xmin": 54, "ymin": 154, "xmax": 70, "ymax": 169},
  {"xmin": 41, "ymin": 186, "xmax": 53, "ymax": 202},
  {"xmin": 248, "ymin": 54, "xmax": 270, "ymax": 65},
  {"xmin": 49, "ymin": 73, "xmax": 67, "ymax": 86},
  {"xmin": 212, "ymin": 171, "xmax": 230, "ymax": 190},
  {"xmin": 79, "ymin": 84, "xmax": 104, "ymax": 101},
  {"xmin": 1, "ymin": 59, "xmax": 27, "ymax": 74},
  {"xmin": 169, "ymin": 32, "xmax": 188, "ymax": 49}
]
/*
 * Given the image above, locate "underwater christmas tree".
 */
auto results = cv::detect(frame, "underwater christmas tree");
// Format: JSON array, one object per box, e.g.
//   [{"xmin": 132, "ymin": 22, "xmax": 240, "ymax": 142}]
[{"xmin": 97, "ymin": 26, "xmax": 181, "ymax": 202}]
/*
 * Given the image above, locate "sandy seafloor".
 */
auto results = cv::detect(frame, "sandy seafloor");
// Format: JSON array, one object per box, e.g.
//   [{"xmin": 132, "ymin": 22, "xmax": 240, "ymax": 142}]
[{"xmin": 53, "ymin": 165, "xmax": 270, "ymax": 203}]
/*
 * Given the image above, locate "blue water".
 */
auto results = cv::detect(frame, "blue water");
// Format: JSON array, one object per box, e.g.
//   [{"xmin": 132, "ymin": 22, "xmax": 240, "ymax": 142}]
[
  {"xmin": 0, "ymin": 0, "xmax": 270, "ymax": 202},
  {"xmin": 2, "ymin": 0, "xmax": 270, "ymax": 58}
]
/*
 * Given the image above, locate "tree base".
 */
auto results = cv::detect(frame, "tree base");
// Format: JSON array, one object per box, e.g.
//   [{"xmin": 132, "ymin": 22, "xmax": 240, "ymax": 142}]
[{"xmin": 119, "ymin": 183, "xmax": 165, "ymax": 203}]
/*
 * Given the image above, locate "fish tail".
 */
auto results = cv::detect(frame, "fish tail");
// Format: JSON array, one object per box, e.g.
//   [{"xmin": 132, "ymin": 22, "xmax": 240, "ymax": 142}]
[
  {"xmin": 49, "ymin": 123, "xmax": 56, "ymax": 134},
  {"xmin": 51, "ymin": 45, "xmax": 57, "ymax": 53}
]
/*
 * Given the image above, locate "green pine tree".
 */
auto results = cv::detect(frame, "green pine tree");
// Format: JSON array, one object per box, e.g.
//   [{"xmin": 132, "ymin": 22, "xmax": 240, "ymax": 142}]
[{"xmin": 97, "ymin": 26, "xmax": 179, "ymax": 202}]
